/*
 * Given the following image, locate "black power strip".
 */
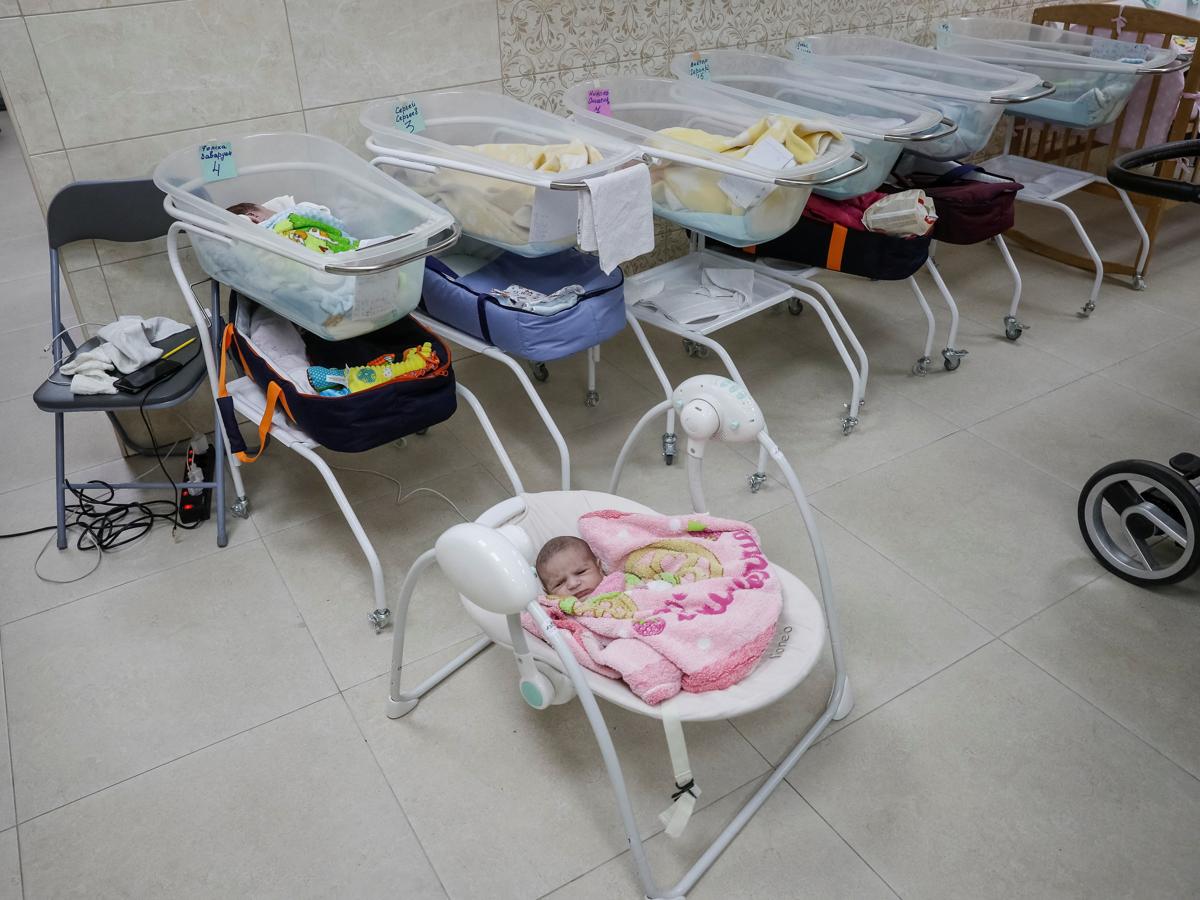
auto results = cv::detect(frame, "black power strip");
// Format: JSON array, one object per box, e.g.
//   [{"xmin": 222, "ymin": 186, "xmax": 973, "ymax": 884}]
[{"xmin": 179, "ymin": 444, "xmax": 215, "ymax": 524}]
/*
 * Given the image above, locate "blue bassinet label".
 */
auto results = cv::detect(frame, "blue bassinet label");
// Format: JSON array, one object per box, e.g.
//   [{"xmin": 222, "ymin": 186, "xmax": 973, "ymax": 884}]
[
  {"xmin": 393, "ymin": 100, "xmax": 427, "ymax": 134},
  {"xmin": 689, "ymin": 55, "xmax": 711, "ymax": 80},
  {"xmin": 200, "ymin": 143, "xmax": 237, "ymax": 182}
]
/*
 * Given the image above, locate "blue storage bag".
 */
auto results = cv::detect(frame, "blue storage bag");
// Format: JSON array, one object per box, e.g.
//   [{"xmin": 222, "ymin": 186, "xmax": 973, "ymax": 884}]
[{"xmin": 421, "ymin": 248, "xmax": 626, "ymax": 362}]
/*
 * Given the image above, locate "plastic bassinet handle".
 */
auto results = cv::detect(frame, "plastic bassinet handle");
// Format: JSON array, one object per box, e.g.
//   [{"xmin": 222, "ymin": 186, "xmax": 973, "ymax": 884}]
[{"xmin": 1107, "ymin": 140, "xmax": 1200, "ymax": 204}]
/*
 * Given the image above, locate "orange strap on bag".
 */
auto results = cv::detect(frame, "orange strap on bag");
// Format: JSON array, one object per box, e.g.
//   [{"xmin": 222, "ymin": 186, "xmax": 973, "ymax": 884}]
[
  {"xmin": 216, "ymin": 323, "xmax": 294, "ymax": 464},
  {"xmin": 826, "ymin": 224, "xmax": 847, "ymax": 272}
]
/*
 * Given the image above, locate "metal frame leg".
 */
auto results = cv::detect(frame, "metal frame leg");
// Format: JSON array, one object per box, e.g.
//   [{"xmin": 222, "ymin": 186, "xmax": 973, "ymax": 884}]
[
  {"xmin": 782, "ymin": 276, "xmax": 870, "ymax": 410},
  {"xmin": 908, "ymin": 278, "xmax": 938, "ymax": 377},
  {"xmin": 994, "ymin": 235, "xmax": 1026, "ymax": 341},
  {"xmin": 479, "ymin": 346, "xmax": 570, "ymax": 491},
  {"xmin": 54, "ymin": 412, "xmax": 67, "ymax": 550},
  {"xmin": 456, "ymin": 382, "xmax": 524, "ymax": 495},
  {"xmin": 387, "ymin": 547, "xmax": 492, "ymax": 718},
  {"xmin": 775, "ymin": 283, "xmax": 865, "ymax": 435},
  {"xmin": 585, "ymin": 345, "xmax": 600, "ymax": 408},
  {"xmin": 924, "ymin": 259, "xmax": 967, "ymax": 372},
  {"xmin": 1021, "ymin": 195, "xmax": 1104, "ymax": 316},
  {"xmin": 290, "ymin": 442, "xmax": 390, "ymax": 632},
  {"xmin": 1113, "ymin": 185, "xmax": 1150, "ymax": 290},
  {"xmin": 625, "ymin": 313, "xmax": 678, "ymax": 466}
]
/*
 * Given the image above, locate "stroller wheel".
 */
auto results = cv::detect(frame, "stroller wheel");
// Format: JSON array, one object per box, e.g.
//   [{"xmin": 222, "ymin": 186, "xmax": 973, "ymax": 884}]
[
  {"xmin": 1003, "ymin": 316, "xmax": 1025, "ymax": 341},
  {"xmin": 1132, "ymin": 274, "xmax": 1147, "ymax": 291},
  {"xmin": 1078, "ymin": 459, "xmax": 1200, "ymax": 585},
  {"xmin": 529, "ymin": 361, "xmax": 550, "ymax": 382},
  {"xmin": 787, "ymin": 297, "xmax": 804, "ymax": 316},
  {"xmin": 682, "ymin": 338, "xmax": 710, "ymax": 359}
]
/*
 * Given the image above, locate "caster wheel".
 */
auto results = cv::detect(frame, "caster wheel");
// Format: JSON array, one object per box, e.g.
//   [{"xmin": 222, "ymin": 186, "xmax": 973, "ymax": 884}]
[
  {"xmin": 912, "ymin": 357, "xmax": 931, "ymax": 377},
  {"xmin": 787, "ymin": 297, "xmax": 804, "ymax": 316},
  {"xmin": 368, "ymin": 608, "xmax": 392, "ymax": 633},
  {"xmin": 1079, "ymin": 301, "xmax": 1096, "ymax": 318},
  {"xmin": 841, "ymin": 415, "xmax": 859, "ymax": 436},
  {"xmin": 682, "ymin": 339, "xmax": 710, "ymax": 359},
  {"xmin": 664, "ymin": 454, "xmax": 675, "ymax": 466},
  {"xmin": 747, "ymin": 472, "xmax": 767, "ymax": 493},
  {"xmin": 1003, "ymin": 316, "xmax": 1025, "ymax": 341},
  {"xmin": 529, "ymin": 362, "xmax": 549, "ymax": 382},
  {"xmin": 662, "ymin": 433, "xmax": 677, "ymax": 467},
  {"xmin": 584, "ymin": 390, "xmax": 600, "ymax": 408},
  {"xmin": 415, "ymin": 428, "xmax": 429, "ymax": 436},
  {"xmin": 942, "ymin": 348, "xmax": 967, "ymax": 372},
  {"xmin": 1078, "ymin": 459, "xmax": 1200, "ymax": 585},
  {"xmin": 1132, "ymin": 274, "xmax": 1146, "ymax": 291},
  {"xmin": 230, "ymin": 497, "xmax": 251, "ymax": 519}
]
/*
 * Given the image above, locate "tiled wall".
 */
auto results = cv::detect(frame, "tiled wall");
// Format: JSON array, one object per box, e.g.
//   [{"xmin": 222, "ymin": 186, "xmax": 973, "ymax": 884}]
[{"xmin": 0, "ymin": 0, "xmax": 1042, "ymax": 440}]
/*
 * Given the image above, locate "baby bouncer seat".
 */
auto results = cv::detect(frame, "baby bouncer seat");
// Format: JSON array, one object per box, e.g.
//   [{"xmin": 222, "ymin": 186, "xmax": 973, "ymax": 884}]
[{"xmin": 386, "ymin": 373, "xmax": 852, "ymax": 898}]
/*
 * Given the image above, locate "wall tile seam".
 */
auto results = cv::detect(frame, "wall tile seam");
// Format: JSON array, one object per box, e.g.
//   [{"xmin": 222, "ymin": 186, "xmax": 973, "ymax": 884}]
[
  {"xmin": 49, "ymin": 109, "xmax": 307, "ymax": 155},
  {"xmin": 0, "ymin": 14, "xmax": 67, "ymax": 153},
  {"xmin": 14, "ymin": 0, "xmax": 188, "ymax": 18}
]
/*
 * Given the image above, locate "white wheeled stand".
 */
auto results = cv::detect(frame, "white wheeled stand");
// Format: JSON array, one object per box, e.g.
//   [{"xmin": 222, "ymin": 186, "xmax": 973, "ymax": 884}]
[
  {"xmin": 986, "ymin": 151, "xmax": 1150, "ymax": 317},
  {"xmin": 167, "ymin": 222, "xmax": 523, "ymax": 633}
]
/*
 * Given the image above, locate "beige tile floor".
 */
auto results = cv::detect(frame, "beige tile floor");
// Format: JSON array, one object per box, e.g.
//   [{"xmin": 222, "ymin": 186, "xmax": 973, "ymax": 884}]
[{"xmin": 1, "ymin": 110, "xmax": 1199, "ymax": 898}]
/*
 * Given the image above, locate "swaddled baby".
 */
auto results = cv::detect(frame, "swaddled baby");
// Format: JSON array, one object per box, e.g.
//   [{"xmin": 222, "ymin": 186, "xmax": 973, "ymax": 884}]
[{"xmin": 528, "ymin": 511, "xmax": 783, "ymax": 705}]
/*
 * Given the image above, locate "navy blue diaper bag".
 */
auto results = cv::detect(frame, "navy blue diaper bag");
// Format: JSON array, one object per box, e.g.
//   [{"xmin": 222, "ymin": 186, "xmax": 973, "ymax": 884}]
[{"xmin": 420, "ymin": 248, "xmax": 626, "ymax": 361}]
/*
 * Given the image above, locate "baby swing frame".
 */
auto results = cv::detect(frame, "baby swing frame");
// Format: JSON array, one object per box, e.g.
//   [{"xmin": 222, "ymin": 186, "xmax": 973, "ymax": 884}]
[{"xmin": 384, "ymin": 377, "xmax": 852, "ymax": 899}]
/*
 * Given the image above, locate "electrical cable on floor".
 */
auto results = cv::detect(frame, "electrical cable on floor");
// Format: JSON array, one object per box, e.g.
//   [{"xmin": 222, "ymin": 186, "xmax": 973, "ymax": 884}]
[
  {"xmin": 330, "ymin": 460, "xmax": 471, "ymax": 523},
  {"xmin": 0, "ymin": 385, "xmax": 199, "ymax": 584}
]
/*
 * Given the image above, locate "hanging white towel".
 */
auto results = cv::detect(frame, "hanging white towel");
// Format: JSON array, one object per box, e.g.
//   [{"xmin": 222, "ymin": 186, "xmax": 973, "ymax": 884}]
[{"xmin": 577, "ymin": 165, "xmax": 655, "ymax": 274}]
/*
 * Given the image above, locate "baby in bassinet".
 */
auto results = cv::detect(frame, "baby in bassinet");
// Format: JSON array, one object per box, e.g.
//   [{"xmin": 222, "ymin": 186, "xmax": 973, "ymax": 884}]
[{"xmin": 528, "ymin": 511, "xmax": 783, "ymax": 705}]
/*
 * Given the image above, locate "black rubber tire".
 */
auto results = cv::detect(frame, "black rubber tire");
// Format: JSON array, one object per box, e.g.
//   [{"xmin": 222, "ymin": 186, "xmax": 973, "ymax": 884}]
[
  {"xmin": 1077, "ymin": 459, "xmax": 1200, "ymax": 586},
  {"xmin": 664, "ymin": 454, "xmax": 675, "ymax": 466},
  {"xmin": 943, "ymin": 356, "xmax": 962, "ymax": 372}
]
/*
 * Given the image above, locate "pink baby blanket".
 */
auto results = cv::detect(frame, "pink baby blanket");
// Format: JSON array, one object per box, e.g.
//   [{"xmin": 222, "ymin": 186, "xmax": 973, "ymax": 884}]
[{"xmin": 523, "ymin": 509, "xmax": 783, "ymax": 705}]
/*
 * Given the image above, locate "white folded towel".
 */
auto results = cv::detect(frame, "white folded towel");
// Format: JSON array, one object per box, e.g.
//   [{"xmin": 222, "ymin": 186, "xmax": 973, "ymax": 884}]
[{"xmin": 577, "ymin": 165, "xmax": 655, "ymax": 274}]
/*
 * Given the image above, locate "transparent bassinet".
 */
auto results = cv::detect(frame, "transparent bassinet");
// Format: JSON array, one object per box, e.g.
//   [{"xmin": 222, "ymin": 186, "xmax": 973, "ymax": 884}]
[
  {"xmin": 155, "ymin": 132, "xmax": 458, "ymax": 341},
  {"xmin": 360, "ymin": 90, "xmax": 645, "ymax": 257},
  {"xmin": 935, "ymin": 17, "xmax": 1182, "ymax": 129},
  {"xmin": 788, "ymin": 34, "xmax": 1053, "ymax": 161},
  {"xmin": 563, "ymin": 76, "xmax": 862, "ymax": 246},
  {"xmin": 668, "ymin": 49, "xmax": 953, "ymax": 198}
]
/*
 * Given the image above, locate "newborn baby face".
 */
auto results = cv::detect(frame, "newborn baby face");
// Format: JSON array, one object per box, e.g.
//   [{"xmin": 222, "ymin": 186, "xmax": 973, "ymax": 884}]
[
  {"xmin": 539, "ymin": 543, "xmax": 603, "ymax": 599},
  {"xmin": 227, "ymin": 202, "xmax": 274, "ymax": 224}
]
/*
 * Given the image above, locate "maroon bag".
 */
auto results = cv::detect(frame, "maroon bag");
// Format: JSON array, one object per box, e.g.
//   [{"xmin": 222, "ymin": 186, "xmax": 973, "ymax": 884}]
[{"xmin": 892, "ymin": 164, "xmax": 1023, "ymax": 245}]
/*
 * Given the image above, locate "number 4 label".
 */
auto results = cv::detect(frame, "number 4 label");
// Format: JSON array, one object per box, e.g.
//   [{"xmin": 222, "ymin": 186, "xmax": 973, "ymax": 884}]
[{"xmin": 200, "ymin": 142, "xmax": 237, "ymax": 182}]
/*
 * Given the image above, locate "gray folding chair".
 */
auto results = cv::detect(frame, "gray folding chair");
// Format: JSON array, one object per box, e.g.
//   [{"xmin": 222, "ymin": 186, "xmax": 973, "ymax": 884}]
[{"xmin": 32, "ymin": 178, "xmax": 230, "ymax": 549}]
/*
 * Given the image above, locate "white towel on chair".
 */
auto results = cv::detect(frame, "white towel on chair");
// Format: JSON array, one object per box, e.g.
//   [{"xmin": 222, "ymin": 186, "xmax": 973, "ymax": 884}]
[
  {"xmin": 577, "ymin": 165, "xmax": 654, "ymax": 274},
  {"xmin": 96, "ymin": 316, "xmax": 189, "ymax": 374},
  {"xmin": 59, "ymin": 315, "xmax": 188, "ymax": 395}
]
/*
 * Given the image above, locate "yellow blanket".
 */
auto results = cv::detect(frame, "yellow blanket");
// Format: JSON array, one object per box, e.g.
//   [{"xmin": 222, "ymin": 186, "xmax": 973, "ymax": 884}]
[
  {"xmin": 416, "ymin": 140, "xmax": 604, "ymax": 248},
  {"xmin": 653, "ymin": 116, "xmax": 842, "ymax": 220},
  {"xmin": 469, "ymin": 140, "xmax": 603, "ymax": 172},
  {"xmin": 660, "ymin": 116, "xmax": 842, "ymax": 166}
]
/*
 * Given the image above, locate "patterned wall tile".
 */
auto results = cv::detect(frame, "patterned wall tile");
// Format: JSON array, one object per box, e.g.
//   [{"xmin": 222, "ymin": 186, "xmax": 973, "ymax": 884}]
[
  {"xmin": 502, "ymin": 56, "xmax": 661, "ymax": 115},
  {"xmin": 673, "ymin": 0, "xmax": 772, "ymax": 53},
  {"xmin": 499, "ymin": 0, "xmax": 671, "ymax": 77}
]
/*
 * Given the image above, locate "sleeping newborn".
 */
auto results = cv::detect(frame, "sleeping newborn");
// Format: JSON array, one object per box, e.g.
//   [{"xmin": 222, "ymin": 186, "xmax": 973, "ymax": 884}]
[
  {"xmin": 526, "ymin": 512, "xmax": 783, "ymax": 705},
  {"xmin": 535, "ymin": 535, "xmax": 603, "ymax": 600}
]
